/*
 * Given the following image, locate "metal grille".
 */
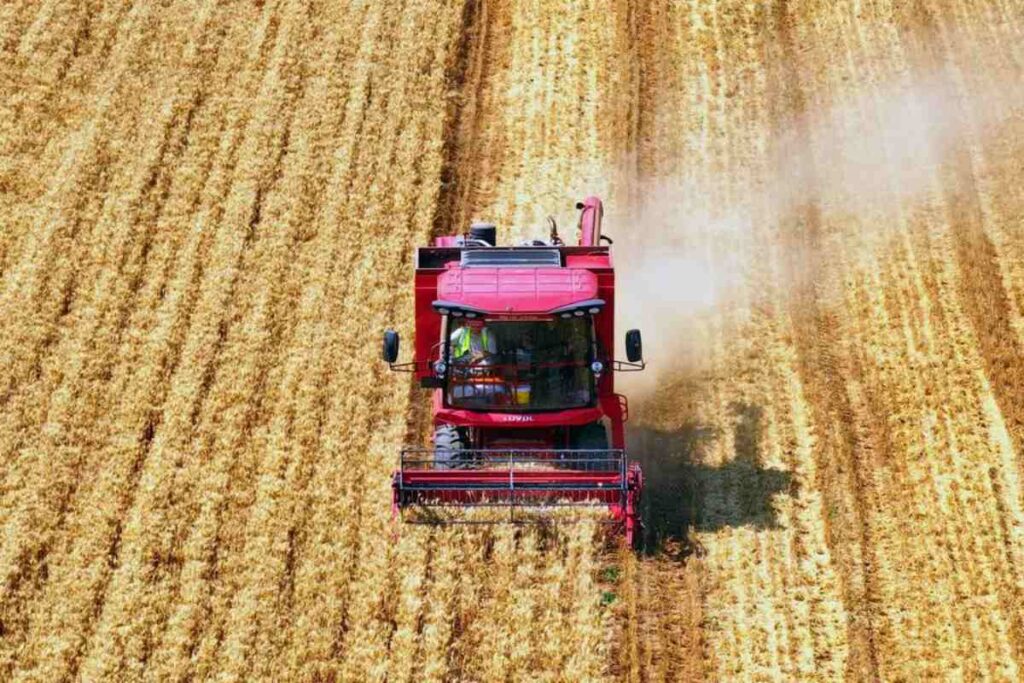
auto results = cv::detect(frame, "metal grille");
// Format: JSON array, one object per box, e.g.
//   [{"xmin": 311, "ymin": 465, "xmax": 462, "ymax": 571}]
[
  {"xmin": 398, "ymin": 448, "xmax": 625, "ymax": 473},
  {"xmin": 460, "ymin": 248, "xmax": 561, "ymax": 268},
  {"xmin": 394, "ymin": 448, "xmax": 627, "ymax": 515},
  {"xmin": 392, "ymin": 448, "xmax": 640, "ymax": 533}
]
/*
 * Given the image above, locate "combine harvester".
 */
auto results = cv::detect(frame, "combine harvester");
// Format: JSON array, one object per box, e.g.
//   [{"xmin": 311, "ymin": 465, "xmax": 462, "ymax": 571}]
[{"xmin": 383, "ymin": 197, "xmax": 647, "ymax": 547}]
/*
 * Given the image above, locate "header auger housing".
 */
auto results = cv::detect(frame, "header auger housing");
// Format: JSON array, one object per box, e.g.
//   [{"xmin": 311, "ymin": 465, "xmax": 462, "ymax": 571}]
[{"xmin": 383, "ymin": 196, "xmax": 646, "ymax": 548}]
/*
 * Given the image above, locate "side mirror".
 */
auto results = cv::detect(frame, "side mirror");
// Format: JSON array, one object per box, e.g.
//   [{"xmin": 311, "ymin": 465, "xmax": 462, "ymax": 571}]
[
  {"xmin": 383, "ymin": 329, "xmax": 400, "ymax": 364},
  {"xmin": 625, "ymin": 329, "xmax": 643, "ymax": 363}
]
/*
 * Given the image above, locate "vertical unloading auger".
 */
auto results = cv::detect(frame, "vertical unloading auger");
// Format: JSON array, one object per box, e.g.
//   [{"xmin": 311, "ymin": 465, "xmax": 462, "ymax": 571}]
[{"xmin": 383, "ymin": 197, "xmax": 646, "ymax": 547}]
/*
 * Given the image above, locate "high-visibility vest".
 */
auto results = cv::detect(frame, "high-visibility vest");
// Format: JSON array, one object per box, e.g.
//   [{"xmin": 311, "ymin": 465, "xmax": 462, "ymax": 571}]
[{"xmin": 451, "ymin": 326, "xmax": 492, "ymax": 358}]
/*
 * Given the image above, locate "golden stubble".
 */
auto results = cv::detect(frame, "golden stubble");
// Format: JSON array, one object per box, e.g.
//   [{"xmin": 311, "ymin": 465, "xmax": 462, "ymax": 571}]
[{"xmin": 2, "ymin": 0, "xmax": 1024, "ymax": 680}]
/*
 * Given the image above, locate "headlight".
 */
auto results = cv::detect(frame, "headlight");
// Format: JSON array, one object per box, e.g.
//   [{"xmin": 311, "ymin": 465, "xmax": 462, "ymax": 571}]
[
  {"xmin": 434, "ymin": 360, "xmax": 447, "ymax": 375},
  {"xmin": 591, "ymin": 361, "xmax": 604, "ymax": 374}
]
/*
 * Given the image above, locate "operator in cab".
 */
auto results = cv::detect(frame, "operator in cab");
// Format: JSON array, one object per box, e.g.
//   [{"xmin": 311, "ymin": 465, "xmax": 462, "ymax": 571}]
[
  {"xmin": 448, "ymin": 318, "xmax": 502, "ymax": 405},
  {"xmin": 449, "ymin": 318, "xmax": 497, "ymax": 365}
]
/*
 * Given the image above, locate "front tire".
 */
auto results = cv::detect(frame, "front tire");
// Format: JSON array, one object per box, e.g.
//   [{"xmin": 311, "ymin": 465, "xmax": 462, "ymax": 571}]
[
  {"xmin": 570, "ymin": 422, "xmax": 610, "ymax": 471},
  {"xmin": 433, "ymin": 425, "xmax": 466, "ymax": 469}
]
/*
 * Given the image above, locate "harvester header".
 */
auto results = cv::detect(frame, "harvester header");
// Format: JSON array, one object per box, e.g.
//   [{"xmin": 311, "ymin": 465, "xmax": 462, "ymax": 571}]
[{"xmin": 383, "ymin": 196, "xmax": 646, "ymax": 546}]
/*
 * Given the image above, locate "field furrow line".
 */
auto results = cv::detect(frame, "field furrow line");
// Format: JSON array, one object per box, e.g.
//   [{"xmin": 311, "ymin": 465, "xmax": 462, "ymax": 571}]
[
  {"xmin": 0, "ymin": 34, "xmax": 234, "ymax": 679},
  {"xmin": 80, "ymin": 19, "xmax": 291, "ymax": 675},
  {"xmin": 0, "ymin": 0, "xmax": 219, "ymax": 618},
  {"xmin": 0, "ymin": 1, "xmax": 158, "ymax": 406},
  {"xmin": 0, "ymin": 1, "xmax": 136, "ymax": 282},
  {"xmin": 920, "ymin": 213, "xmax": 1024, "ymax": 671},
  {"xmin": 0, "ymin": 0, "xmax": 225, "ymax": 566},
  {"xmin": 15, "ymin": 0, "xmax": 84, "ymax": 56},
  {"xmin": 1, "ymin": 0, "xmax": 134, "ymax": 166},
  {"xmin": 509, "ymin": 532, "xmax": 540, "ymax": 674},
  {"xmin": 1, "ymin": 10, "xmax": 261, "ymax": 682},
  {"xmin": 0, "ymin": 2, "xmax": 37, "ymax": 56},
  {"xmin": 767, "ymin": 4, "xmax": 884, "ymax": 679},
  {"xmin": 4, "ymin": 3, "xmax": 299, "ymax": 679},
  {"xmin": 869, "ymin": 254, "xmax": 949, "ymax": 664},
  {"xmin": 410, "ymin": 528, "xmax": 459, "ymax": 683},
  {"xmin": 383, "ymin": 532, "xmax": 430, "ymax": 683},
  {"xmin": 187, "ymin": 8, "xmax": 407, "ymax": 678},
  {"xmin": 142, "ymin": 7, "xmax": 376, "ymax": 681},
  {"xmin": 271, "ymin": 4, "xmax": 468, "ymax": 678},
  {"xmin": 3, "ymin": 2, "xmax": 1024, "ymax": 680},
  {"xmin": 898, "ymin": 0, "xmax": 1024, "ymax": 461},
  {"xmin": 252, "ymin": 12, "xmax": 395, "ymax": 676},
  {"xmin": 13, "ymin": 0, "xmax": 100, "ymax": 90},
  {"xmin": 74, "ymin": 4, "xmax": 326, "ymax": 679}
]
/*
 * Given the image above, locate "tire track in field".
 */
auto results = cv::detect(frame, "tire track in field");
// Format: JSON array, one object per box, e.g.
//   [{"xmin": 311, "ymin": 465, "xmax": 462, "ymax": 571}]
[
  {"xmin": 398, "ymin": 0, "xmax": 492, "ymax": 454},
  {"xmin": 768, "ymin": 2, "xmax": 882, "ymax": 679},
  {"xmin": 409, "ymin": 528, "xmax": 458, "ymax": 681},
  {"xmin": 893, "ymin": 1, "xmax": 1024, "ymax": 665},
  {"xmin": 895, "ymin": 0, "xmax": 1024, "ymax": 468},
  {"xmin": 431, "ymin": 0, "xmax": 498, "ymax": 240},
  {"xmin": 611, "ymin": 4, "xmax": 711, "ymax": 679}
]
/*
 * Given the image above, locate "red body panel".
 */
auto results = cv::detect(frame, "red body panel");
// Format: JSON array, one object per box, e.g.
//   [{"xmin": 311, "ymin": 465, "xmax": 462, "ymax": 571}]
[{"xmin": 437, "ymin": 267, "xmax": 598, "ymax": 314}]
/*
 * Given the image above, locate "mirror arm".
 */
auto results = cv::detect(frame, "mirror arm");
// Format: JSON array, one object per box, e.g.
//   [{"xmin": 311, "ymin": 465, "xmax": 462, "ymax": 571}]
[
  {"xmin": 611, "ymin": 359, "xmax": 646, "ymax": 372},
  {"xmin": 386, "ymin": 361, "xmax": 420, "ymax": 373}
]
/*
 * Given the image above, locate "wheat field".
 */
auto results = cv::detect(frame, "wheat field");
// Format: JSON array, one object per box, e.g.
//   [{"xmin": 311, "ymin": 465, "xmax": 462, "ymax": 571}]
[{"xmin": 1, "ymin": 1, "xmax": 1023, "ymax": 681}]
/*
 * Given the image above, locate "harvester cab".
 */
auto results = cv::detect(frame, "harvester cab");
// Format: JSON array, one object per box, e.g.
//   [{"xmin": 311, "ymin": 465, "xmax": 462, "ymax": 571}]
[{"xmin": 383, "ymin": 196, "xmax": 647, "ymax": 547}]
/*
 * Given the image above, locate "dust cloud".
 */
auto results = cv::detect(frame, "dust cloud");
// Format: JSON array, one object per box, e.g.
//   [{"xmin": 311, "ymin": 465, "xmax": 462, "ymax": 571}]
[{"xmin": 614, "ymin": 53, "xmax": 1024, "ymax": 398}]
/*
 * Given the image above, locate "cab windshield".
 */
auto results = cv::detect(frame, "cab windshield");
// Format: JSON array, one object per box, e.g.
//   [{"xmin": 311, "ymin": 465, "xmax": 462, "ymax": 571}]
[{"xmin": 445, "ymin": 317, "xmax": 594, "ymax": 411}]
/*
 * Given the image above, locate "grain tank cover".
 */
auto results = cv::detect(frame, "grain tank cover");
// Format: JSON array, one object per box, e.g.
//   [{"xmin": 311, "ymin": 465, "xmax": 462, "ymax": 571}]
[
  {"xmin": 437, "ymin": 266, "xmax": 598, "ymax": 313},
  {"xmin": 460, "ymin": 248, "xmax": 561, "ymax": 268}
]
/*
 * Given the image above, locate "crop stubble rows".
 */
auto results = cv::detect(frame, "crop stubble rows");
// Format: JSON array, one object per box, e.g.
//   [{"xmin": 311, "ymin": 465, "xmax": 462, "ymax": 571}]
[{"xmin": 1, "ymin": 0, "xmax": 1024, "ymax": 681}]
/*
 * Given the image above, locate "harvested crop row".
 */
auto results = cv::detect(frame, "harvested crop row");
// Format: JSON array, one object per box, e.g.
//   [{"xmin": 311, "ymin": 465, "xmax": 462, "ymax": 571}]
[
  {"xmin": 2, "ymin": 1, "xmax": 1024, "ymax": 680},
  {"xmin": 619, "ymin": 0, "xmax": 1024, "ymax": 680},
  {"xmin": 0, "ymin": 0, "xmax": 620, "ymax": 679}
]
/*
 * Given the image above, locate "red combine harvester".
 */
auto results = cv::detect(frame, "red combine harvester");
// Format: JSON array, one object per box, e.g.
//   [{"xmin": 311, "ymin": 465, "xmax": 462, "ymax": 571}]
[{"xmin": 383, "ymin": 196, "xmax": 646, "ymax": 547}]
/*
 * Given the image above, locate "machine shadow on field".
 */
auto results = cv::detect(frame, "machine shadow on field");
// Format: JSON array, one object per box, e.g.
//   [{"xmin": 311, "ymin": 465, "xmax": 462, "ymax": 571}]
[{"xmin": 628, "ymin": 402, "xmax": 794, "ymax": 559}]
